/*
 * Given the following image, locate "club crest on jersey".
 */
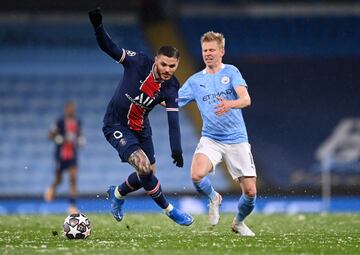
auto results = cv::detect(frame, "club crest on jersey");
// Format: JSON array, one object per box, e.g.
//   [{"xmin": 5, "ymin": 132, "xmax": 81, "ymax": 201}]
[
  {"xmin": 126, "ymin": 50, "xmax": 136, "ymax": 57},
  {"xmin": 119, "ymin": 138, "xmax": 127, "ymax": 146},
  {"xmin": 221, "ymin": 76, "xmax": 230, "ymax": 85}
]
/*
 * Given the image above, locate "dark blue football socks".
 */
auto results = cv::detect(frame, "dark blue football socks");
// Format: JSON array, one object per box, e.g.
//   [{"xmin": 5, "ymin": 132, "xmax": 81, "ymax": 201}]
[{"xmin": 139, "ymin": 172, "xmax": 169, "ymax": 209}]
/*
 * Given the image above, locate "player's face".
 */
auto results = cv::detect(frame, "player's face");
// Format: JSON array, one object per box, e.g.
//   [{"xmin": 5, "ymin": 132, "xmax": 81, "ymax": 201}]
[
  {"xmin": 154, "ymin": 55, "xmax": 179, "ymax": 81},
  {"xmin": 65, "ymin": 102, "xmax": 76, "ymax": 118},
  {"xmin": 202, "ymin": 41, "xmax": 224, "ymax": 68}
]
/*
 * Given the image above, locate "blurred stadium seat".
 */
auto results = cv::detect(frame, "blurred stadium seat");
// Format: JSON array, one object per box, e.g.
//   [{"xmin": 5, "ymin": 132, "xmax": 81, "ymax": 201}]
[{"xmin": 178, "ymin": 16, "xmax": 360, "ymax": 59}]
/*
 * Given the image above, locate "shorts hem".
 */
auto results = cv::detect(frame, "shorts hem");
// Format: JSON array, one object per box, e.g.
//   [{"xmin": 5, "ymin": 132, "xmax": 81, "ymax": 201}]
[{"xmin": 122, "ymin": 144, "xmax": 141, "ymax": 162}]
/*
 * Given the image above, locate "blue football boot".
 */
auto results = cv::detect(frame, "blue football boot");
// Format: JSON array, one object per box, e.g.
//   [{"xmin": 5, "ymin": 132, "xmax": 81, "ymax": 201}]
[
  {"xmin": 107, "ymin": 185, "xmax": 125, "ymax": 222},
  {"xmin": 166, "ymin": 207, "xmax": 194, "ymax": 226}
]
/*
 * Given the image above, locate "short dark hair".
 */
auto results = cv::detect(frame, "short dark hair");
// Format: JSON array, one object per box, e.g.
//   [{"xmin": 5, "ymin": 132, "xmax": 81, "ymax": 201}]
[{"xmin": 157, "ymin": 46, "xmax": 180, "ymax": 59}]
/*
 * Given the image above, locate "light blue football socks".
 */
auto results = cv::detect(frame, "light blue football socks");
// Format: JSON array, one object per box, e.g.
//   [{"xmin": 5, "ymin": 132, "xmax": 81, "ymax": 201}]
[
  {"xmin": 193, "ymin": 176, "xmax": 218, "ymax": 201},
  {"xmin": 236, "ymin": 194, "xmax": 256, "ymax": 222}
]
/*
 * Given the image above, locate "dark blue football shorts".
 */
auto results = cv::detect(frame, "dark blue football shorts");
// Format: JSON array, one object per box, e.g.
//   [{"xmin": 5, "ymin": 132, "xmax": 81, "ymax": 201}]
[
  {"xmin": 103, "ymin": 124, "xmax": 155, "ymax": 164},
  {"xmin": 56, "ymin": 159, "xmax": 77, "ymax": 172}
]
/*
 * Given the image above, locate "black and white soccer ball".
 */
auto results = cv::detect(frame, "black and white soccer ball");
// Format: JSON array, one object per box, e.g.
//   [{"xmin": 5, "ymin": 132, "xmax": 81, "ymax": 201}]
[{"xmin": 63, "ymin": 213, "xmax": 91, "ymax": 239}]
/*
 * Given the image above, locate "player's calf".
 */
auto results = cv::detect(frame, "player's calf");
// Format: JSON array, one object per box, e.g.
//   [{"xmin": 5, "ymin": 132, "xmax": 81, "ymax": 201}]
[{"xmin": 44, "ymin": 186, "xmax": 55, "ymax": 202}]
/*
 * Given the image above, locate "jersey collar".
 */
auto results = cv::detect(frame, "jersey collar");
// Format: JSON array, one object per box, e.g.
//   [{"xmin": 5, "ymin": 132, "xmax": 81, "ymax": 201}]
[
  {"xmin": 202, "ymin": 63, "xmax": 225, "ymax": 74},
  {"xmin": 151, "ymin": 63, "xmax": 163, "ymax": 83}
]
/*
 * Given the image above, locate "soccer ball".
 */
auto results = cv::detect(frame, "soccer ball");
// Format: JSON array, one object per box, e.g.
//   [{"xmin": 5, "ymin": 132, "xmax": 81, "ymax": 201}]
[{"xmin": 63, "ymin": 213, "xmax": 91, "ymax": 239}]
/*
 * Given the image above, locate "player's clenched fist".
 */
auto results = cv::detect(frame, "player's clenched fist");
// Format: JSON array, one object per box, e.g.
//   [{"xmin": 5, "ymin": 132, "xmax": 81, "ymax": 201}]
[
  {"xmin": 171, "ymin": 151, "xmax": 184, "ymax": 168},
  {"xmin": 88, "ymin": 8, "xmax": 102, "ymax": 27}
]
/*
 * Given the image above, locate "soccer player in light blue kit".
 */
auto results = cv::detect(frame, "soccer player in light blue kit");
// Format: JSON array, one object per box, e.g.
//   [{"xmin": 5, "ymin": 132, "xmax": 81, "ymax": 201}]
[{"xmin": 179, "ymin": 31, "xmax": 257, "ymax": 236}]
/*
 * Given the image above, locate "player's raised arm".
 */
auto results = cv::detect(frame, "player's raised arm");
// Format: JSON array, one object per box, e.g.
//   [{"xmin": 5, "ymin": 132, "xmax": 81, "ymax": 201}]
[{"xmin": 88, "ymin": 8, "xmax": 123, "ymax": 62}]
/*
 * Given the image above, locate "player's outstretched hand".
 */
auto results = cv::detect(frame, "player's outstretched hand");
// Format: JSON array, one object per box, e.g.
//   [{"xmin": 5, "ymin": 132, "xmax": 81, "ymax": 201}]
[
  {"xmin": 88, "ymin": 8, "xmax": 102, "ymax": 27},
  {"xmin": 214, "ymin": 96, "xmax": 231, "ymax": 116},
  {"xmin": 171, "ymin": 151, "xmax": 184, "ymax": 168}
]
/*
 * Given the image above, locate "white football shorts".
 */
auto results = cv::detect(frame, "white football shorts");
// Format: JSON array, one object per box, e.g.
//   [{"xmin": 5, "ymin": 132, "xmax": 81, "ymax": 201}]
[{"xmin": 194, "ymin": 136, "xmax": 257, "ymax": 180}]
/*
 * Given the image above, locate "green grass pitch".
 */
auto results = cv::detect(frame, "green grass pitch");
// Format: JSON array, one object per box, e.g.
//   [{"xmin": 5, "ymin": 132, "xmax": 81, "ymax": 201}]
[{"xmin": 1, "ymin": 213, "xmax": 359, "ymax": 255}]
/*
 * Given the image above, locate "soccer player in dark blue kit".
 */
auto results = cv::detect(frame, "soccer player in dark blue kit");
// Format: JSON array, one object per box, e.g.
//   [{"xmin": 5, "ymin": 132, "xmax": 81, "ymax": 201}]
[
  {"xmin": 89, "ymin": 8, "xmax": 193, "ymax": 226},
  {"xmin": 44, "ymin": 101, "xmax": 86, "ymax": 214}
]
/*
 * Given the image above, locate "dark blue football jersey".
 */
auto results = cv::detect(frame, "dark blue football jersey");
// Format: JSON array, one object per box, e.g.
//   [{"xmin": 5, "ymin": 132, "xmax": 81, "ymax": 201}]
[
  {"xmin": 103, "ymin": 49, "xmax": 180, "ymax": 131},
  {"xmin": 54, "ymin": 117, "xmax": 82, "ymax": 161}
]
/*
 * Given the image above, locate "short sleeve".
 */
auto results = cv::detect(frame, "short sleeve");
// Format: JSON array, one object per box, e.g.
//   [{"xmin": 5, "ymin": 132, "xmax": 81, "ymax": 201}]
[
  {"xmin": 231, "ymin": 66, "xmax": 247, "ymax": 89},
  {"xmin": 178, "ymin": 79, "xmax": 195, "ymax": 108}
]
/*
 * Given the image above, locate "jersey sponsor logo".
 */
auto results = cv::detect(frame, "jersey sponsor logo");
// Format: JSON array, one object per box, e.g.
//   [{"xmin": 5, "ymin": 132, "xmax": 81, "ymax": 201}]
[
  {"xmin": 202, "ymin": 89, "xmax": 233, "ymax": 104},
  {"xmin": 125, "ymin": 93, "xmax": 153, "ymax": 109},
  {"xmin": 221, "ymin": 76, "xmax": 230, "ymax": 85},
  {"xmin": 126, "ymin": 50, "xmax": 136, "ymax": 56}
]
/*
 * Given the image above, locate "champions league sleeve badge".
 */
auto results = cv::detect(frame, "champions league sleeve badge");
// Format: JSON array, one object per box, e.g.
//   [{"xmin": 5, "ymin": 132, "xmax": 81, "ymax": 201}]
[{"xmin": 126, "ymin": 50, "xmax": 136, "ymax": 57}]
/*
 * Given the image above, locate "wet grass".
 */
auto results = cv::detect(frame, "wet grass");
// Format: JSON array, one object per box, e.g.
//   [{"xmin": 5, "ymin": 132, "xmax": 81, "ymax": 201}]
[{"xmin": 0, "ymin": 213, "xmax": 359, "ymax": 255}]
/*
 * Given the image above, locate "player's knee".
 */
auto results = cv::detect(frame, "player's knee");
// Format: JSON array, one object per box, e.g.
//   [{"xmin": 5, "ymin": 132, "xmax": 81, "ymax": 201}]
[
  {"xmin": 137, "ymin": 162, "xmax": 151, "ymax": 175},
  {"xmin": 128, "ymin": 149, "xmax": 151, "ymax": 175},
  {"xmin": 244, "ymin": 188, "xmax": 257, "ymax": 198},
  {"xmin": 55, "ymin": 176, "xmax": 62, "ymax": 185},
  {"xmin": 191, "ymin": 172, "xmax": 203, "ymax": 182},
  {"xmin": 70, "ymin": 177, "xmax": 76, "ymax": 186},
  {"xmin": 191, "ymin": 165, "xmax": 208, "ymax": 181},
  {"xmin": 191, "ymin": 167, "xmax": 210, "ymax": 181}
]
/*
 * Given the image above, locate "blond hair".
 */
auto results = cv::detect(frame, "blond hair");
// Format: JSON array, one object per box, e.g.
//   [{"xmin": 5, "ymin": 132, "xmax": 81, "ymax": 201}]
[{"xmin": 200, "ymin": 31, "xmax": 225, "ymax": 49}]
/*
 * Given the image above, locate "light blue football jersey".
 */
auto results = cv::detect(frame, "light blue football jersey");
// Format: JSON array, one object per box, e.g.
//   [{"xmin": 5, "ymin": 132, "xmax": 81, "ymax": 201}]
[{"xmin": 178, "ymin": 64, "xmax": 249, "ymax": 144}]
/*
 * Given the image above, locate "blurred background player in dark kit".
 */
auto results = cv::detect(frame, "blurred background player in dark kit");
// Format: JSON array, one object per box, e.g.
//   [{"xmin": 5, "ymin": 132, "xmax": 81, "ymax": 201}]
[
  {"xmin": 88, "ymin": 8, "xmax": 193, "ymax": 226},
  {"xmin": 44, "ymin": 100, "xmax": 85, "ymax": 214}
]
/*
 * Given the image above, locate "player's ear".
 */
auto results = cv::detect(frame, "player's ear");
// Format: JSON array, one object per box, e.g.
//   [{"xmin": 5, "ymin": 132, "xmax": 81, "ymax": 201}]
[{"xmin": 220, "ymin": 47, "xmax": 225, "ymax": 57}]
